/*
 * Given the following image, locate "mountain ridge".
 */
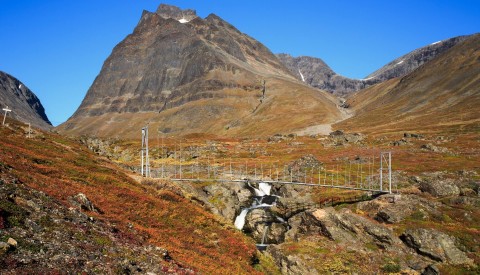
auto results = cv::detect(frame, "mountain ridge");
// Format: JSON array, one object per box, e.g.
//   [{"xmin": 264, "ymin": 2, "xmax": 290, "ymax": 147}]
[
  {"xmin": 335, "ymin": 33, "xmax": 480, "ymax": 133},
  {"xmin": 277, "ymin": 34, "xmax": 471, "ymax": 96}
]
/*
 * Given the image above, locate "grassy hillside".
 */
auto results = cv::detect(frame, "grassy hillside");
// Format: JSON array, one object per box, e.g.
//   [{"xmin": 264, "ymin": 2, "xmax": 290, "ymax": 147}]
[{"xmin": 0, "ymin": 118, "xmax": 263, "ymax": 273}]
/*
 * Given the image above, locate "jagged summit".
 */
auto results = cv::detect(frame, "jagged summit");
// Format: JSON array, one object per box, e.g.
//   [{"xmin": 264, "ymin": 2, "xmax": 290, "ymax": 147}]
[{"xmin": 155, "ymin": 4, "xmax": 197, "ymax": 23}]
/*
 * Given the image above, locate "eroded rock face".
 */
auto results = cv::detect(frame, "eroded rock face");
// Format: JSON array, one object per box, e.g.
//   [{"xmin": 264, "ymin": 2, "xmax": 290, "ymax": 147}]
[{"xmin": 401, "ymin": 228, "xmax": 473, "ymax": 265}]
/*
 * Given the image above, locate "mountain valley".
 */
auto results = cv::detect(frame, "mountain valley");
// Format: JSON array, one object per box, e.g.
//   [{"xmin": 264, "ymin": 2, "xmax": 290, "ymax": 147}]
[{"xmin": 0, "ymin": 3, "xmax": 479, "ymax": 274}]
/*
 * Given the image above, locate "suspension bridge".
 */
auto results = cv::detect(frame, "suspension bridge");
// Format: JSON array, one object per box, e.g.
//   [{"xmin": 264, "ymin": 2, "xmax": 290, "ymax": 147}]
[{"xmin": 140, "ymin": 128, "xmax": 394, "ymax": 194}]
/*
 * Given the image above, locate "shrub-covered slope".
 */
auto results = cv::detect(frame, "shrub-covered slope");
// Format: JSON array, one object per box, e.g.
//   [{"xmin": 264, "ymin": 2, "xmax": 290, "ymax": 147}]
[{"xmin": 0, "ymin": 118, "xmax": 260, "ymax": 274}]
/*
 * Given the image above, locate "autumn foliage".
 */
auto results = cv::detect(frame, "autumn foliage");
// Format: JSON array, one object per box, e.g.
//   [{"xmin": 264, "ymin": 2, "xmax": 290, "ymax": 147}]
[{"xmin": 0, "ymin": 120, "xmax": 258, "ymax": 274}]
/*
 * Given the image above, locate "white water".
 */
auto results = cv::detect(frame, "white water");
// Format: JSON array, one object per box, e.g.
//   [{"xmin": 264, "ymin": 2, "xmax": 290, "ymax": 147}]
[
  {"xmin": 234, "ymin": 209, "xmax": 249, "ymax": 229},
  {"xmin": 258, "ymin": 182, "xmax": 271, "ymax": 196},
  {"xmin": 234, "ymin": 203, "xmax": 273, "ymax": 230},
  {"xmin": 234, "ymin": 182, "xmax": 275, "ymax": 230}
]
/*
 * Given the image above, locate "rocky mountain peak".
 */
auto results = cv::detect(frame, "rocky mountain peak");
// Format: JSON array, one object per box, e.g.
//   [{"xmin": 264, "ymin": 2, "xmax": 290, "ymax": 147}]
[{"xmin": 155, "ymin": 4, "xmax": 197, "ymax": 23}]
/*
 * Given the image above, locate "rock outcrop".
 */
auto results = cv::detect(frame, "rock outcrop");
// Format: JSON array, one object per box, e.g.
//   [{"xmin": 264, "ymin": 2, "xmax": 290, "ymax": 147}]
[
  {"xmin": 0, "ymin": 71, "xmax": 52, "ymax": 129},
  {"xmin": 357, "ymin": 194, "xmax": 442, "ymax": 224},
  {"xmin": 401, "ymin": 228, "xmax": 473, "ymax": 265}
]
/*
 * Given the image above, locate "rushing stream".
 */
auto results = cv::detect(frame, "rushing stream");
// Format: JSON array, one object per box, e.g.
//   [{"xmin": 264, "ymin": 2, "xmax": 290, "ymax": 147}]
[
  {"xmin": 234, "ymin": 182, "xmax": 281, "ymax": 249},
  {"xmin": 234, "ymin": 182, "xmax": 276, "ymax": 230}
]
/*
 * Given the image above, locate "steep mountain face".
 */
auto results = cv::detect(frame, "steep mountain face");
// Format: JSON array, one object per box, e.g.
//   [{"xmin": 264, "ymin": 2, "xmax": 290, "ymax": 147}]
[
  {"xmin": 59, "ymin": 4, "xmax": 341, "ymax": 138},
  {"xmin": 336, "ymin": 34, "xmax": 480, "ymax": 133},
  {"xmin": 0, "ymin": 71, "xmax": 52, "ymax": 129},
  {"xmin": 277, "ymin": 35, "xmax": 470, "ymax": 96},
  {"xmin": 366, "ymin": 35, "xmax": 470, "ymax": 82},
  {"xmin": 277, "ymin": 54, "xmax": 377, "ymax": 96}
]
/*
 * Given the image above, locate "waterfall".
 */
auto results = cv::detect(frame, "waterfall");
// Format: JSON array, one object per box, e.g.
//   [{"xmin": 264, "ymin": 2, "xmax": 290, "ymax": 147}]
[
  {"xmin": 234, "ymin": 209, "xmax": 249, "ymax": 229},
  {"xmin": 234, "ymin": 182, "xmax": 276, "ymax": 230},
  {"xmin": 234, "ymin": 203, "xmax": 272, "ymax": 230}
]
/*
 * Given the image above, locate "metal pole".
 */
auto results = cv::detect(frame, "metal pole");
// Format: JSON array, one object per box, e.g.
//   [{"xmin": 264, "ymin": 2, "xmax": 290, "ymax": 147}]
[
  {"xmin": 179, "ymin": 141, "xmax": 182, "ymax": 179},
  {"xmin": 161, "ymin": 136, "xmax": 164, "ymax": 178},
  {"xmin": 141, "ymin": 128, "xmax": 144, "ymax": 176},
  {"xmin": 388, "ymin": 152, "xmax": 392, "ymax": 194},
  {"xmin": 146, "ymin": 126, "xmax": 150, "ymax": 177},
  {"xmin": 380, "ymin": 153, "xmax": 383, "ymax": 192}
]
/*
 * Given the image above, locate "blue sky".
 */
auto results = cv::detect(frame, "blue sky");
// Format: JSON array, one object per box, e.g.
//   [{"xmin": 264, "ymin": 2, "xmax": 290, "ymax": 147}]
[{"xmin": 0, "ymin": 1, "xmax": 479, "ymax": 125}]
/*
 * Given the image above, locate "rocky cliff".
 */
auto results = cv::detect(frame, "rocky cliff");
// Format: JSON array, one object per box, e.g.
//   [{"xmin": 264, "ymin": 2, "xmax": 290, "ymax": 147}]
[
  {"xmin": 59, "ymin": 4, "xmax": 341, "ymax": 138},
  {"xmin": 0, "ymin": 71, "xmax": 51, "ymax": 129},
  {"xmin": 277, "ymin": 35, "xmax": 470, "ymax": 96}
]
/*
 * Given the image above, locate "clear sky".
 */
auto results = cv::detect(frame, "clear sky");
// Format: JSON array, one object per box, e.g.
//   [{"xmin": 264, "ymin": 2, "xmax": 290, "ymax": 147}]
[{"xmin": 0, "ymin": 0, "xmax": 479, "ymax": 125}]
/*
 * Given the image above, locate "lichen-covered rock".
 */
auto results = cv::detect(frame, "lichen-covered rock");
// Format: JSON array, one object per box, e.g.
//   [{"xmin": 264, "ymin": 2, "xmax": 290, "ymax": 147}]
[
  {"xmin": 401, "ymin": 228, "xmax": 473, "ymax": 265},
  {"xmin": 418, "ymin": 179, "xmax": 460, "ymax": 197}
]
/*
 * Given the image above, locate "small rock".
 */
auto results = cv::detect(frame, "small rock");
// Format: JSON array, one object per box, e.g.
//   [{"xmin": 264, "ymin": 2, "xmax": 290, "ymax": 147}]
[
  {"xmin": 392, "ymin": 138, "xmax": 408, "ymax": 146},
  {"xmin": 68, "ymin": 193, "xmax": 97, "ymax": 212},
  {"xmin": 420, "ymin": 143, "xmax": 450, "ymax": 153},
  {"xmin": 7, "ymin": 237, "xmax": 17, "ymax": 248},
  {"xmin": 404, "ymin": 133, "xmax": 423, "ymax": 139}
]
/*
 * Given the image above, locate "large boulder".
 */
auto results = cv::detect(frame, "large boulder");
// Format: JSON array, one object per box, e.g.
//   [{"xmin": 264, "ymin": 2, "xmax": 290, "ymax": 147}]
[
  {"xmin": 401, "ymin": 228, "xmax": 473, "ymax": 265},
  {"xmin": 418, "ymin": 179, "xmax": 460, "ymax": 197}
]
